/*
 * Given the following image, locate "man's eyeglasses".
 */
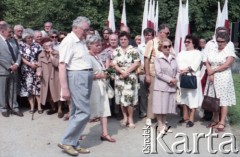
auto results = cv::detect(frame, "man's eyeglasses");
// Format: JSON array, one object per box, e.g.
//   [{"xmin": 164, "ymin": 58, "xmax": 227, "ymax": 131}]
[
  {"xmin": 163, "ymin": 32, "xmax": 170, "ymax": 36},
  {"xmin": 81, "ymin": 28, "xmax": 90, "ymax": 33},
  {"xmin": 163, "ymin": 45, "xmax": 171, "ymax": 49}
]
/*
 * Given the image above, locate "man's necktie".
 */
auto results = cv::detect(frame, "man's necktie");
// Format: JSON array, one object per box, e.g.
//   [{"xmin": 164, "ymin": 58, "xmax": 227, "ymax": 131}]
[{"xmin": 6, "ymin": 40, "xmax": 16, "ymax": 62}]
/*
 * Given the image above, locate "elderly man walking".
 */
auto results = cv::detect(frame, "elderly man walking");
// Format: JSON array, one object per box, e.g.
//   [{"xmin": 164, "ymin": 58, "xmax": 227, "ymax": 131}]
[{"xmin": 58, "ymin": 16, "xmax": 93, "ymax": 156}]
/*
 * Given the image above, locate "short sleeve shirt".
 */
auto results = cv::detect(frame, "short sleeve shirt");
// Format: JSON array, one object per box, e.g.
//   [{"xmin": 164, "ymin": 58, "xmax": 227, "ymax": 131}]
[
  {"xmin": 144, "ymin": 38, "xmax": 161, "ymax": 76},
  {"xmin": 59, "ymin": 32, "xmax": 92, "ymax": 70}
]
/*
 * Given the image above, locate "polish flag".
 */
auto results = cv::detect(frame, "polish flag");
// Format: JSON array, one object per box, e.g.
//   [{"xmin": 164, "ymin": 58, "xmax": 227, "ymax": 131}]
[
  {"xmin": 147, "ymin": 0, "xmax": 154, "ymax": 29},
  {"xmin": 174, "ymin": 0, "xmax": 189, "ymax": 54},
  {"xmin": 107, "ymin": 0, "xmax": 116, "ymax": 32},
  {"xmin": 220, "ymin": 0, "xmax": 229, "ymax": 29},
  {"xmin": 215, "ymin": 1, "xmax": 222, "ymax": 32},
  {"xmin": 121, "ymin": 0, "xmax": 127, "ymax": 27},
  {"xmin": 141, "ymin": 0, "xmax": 149, "ymax": 44}
]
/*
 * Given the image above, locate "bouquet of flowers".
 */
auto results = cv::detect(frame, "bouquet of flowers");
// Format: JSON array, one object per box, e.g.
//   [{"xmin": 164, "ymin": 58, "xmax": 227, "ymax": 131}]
[{"xmin": 104, "ymin": 67, "xmax": 116, "ymax": 80}]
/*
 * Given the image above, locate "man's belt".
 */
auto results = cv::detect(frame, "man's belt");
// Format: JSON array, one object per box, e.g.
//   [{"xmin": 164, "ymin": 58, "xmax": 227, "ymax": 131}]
[{"xmin": 80, "ymin": 68, "xmax": 93, "ymax": 71}]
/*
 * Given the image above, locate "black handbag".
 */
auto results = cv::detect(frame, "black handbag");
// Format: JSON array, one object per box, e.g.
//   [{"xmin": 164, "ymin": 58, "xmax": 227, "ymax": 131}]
[
  {"xmin": 202, "ymin": 83, "xmax": 220, "ymax": 112},
  {"xmin": 180, "ymin": 68, "xmax": 197, "ymax": 89}
]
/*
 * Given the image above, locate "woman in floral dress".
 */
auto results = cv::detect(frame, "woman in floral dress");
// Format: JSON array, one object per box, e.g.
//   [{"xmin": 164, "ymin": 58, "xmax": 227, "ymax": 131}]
[
  {"xmin": 19, "ymin": 28, "xmax": 42, "ymax": 113},
  {"xmin": 205, "ymin": 32, "xmax": 236, "ymax": 132},
  {"xmin": 112, "ymin": 31, "xmax": 140, "ymax": 128}
]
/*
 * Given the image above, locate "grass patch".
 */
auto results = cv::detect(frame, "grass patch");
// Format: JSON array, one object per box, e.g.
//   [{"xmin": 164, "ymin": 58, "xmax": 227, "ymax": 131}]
[{"xmin": 228, "ymin": 73, "xmax": 240, "ymax": 125}]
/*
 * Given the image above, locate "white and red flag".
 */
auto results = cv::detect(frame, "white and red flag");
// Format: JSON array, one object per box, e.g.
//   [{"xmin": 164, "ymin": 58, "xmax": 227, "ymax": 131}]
[
  {"xmin": 121, "ymin": 0, "xmax": 127, "ymax": 27},
  {"xmin": 220, "ymin": 0, "xmax": 229, "ymax": 29},
  {"xmin": 141, "ymin": 0, "xmax": 149, "ymax": 44},
  {"xmin": 107, "ymin": 0, "xmax": 116, "ymax": 32},
  {"xmin": 215, "ymin": 1, "xmax": 222, "ymax": 32},
  {"xmin": 147, "ymin": 0, "xmax": 154, "ymax": 29},
  {"xmin": 174, "ymin": 0, "xmax": 189, "ymax": 54}
]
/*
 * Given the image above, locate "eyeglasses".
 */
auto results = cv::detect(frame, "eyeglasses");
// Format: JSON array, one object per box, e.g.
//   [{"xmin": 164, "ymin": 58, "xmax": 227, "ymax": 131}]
[
  {"xmin": 51, "ymin": 36, "xmax": 58, "ymax": 39},
  {"xmin": 216, "ymin": 40, "xmax": 226, "ymax": 43},
  {"xmin": 163, "ymin": 45, "xmax": 171, "ymax": 49},
  {"xmin": 163, "ymin": 32, "xmax": 170, "ymax": 36},
  {"xmin": 81, "ymin": 28, "xmax": 90, "ymax": 33},
  {"xmin": 184, "ymin": 40, "xmax": 192, "ymax": 44}
]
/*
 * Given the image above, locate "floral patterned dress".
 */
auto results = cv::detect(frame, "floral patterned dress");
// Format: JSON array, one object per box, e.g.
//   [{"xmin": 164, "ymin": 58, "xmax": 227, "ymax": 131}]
[
  {"xmin": 19, "ymin": 42, "xmax": 42, "ymax": 97},
  {"xmin": 205, "ymin": 47, "xmax": 236, "ymax": 106},
  {"xmin": 112, "ymin": 45, "xmax": 140, "ymax": 106}
]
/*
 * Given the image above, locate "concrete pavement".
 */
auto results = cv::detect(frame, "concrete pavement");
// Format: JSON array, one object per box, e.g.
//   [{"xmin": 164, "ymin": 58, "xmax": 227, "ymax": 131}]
[{"xmin": 0, "ymin": 107, "xmax": 239, "ymax": 157}]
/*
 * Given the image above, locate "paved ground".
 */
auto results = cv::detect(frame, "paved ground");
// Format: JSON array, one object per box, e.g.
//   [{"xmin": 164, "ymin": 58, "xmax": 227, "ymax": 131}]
[{"xmin": 0, "ymin": 107, "xmax": 239, "ymax": 157}]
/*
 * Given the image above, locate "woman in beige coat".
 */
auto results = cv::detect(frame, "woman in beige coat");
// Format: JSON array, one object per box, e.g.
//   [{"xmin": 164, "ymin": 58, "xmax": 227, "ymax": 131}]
[{"xmin": 36, "ymin": 41, "xmax": 63, "ymax": 118}]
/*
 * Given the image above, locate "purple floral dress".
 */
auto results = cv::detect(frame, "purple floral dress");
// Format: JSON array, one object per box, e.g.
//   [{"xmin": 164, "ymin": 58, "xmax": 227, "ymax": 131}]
[{"xmin": 19, "ymin": 42, "xmax": 42, "ymax": 96}]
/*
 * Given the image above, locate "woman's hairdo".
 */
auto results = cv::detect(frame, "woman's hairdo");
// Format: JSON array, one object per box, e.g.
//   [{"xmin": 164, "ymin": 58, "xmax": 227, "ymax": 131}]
[
  {"xmin": 22, "ymin": 28, "xmax": 34, "ymax": 39},
  {"xmin": 216, "ymin": 32, "xmax": 230, "ymax": 42},
  {"xmin": 86, "ymin": 34, "xmax": 102, "ymax": 48},
  {"xmin": 118, "ymin": 31, "xmax": 131, "ymax": 39}
]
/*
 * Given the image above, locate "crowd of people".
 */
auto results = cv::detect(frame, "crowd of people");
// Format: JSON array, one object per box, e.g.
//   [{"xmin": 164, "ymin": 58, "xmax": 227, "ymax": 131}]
[{"xmin": 0, "ymin": 16, "xmax": 237, "ymax": 156}]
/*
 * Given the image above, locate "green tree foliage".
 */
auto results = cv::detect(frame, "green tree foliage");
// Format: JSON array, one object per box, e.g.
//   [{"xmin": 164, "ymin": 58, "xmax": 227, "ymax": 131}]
[{"xmin": 1, "ymin": 0, "xmax": 240, "ymax": 40}]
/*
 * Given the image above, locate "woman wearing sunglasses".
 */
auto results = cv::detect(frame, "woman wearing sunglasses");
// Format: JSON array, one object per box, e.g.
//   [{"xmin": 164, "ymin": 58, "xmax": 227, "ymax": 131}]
[
  {"xmin": 205, "ymin": 32, "xmax": 236, "ymax": 132},
  {"xmin": 153, "ymin": 38, "xmax": 178, "ymax": 133},
  {"xmin": 177, "ymin": 35, "xmax": 204, "ymax": 128}
]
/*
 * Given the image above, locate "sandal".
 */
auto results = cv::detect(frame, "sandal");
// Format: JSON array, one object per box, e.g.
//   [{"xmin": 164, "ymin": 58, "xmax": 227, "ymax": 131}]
[
  {"xmin": 120, "ymin": 120, "xmax": 128, "ymax": 127},
  {"xmin": 206, "ymin": 121, "xmax": 218, "ymax": 128},
  {"xmin": 29, "ymin": 110, "xmax": 34, "ymax": 114},
  {"xmin": 179, "ymin": 118, "xmax": 189, "ymax": 123},
  {"xmin": 38, "ymin": 109, "xmax": 44, "ymax": 114},
  {"xmin": 100, "ymin": 134, "xmax": 116, "ymax": 142},
  {"xmin": 128, "ymin": 123, "xmax": 135, "ymax": 129},
  {"xmin": 63, "ymin": 114, "xmax": 69, "ymax": 121},
  {"xmin": 157, "ymin": 126, "xmax": 173, "ymax": 134},
  {"xmin": 215, "ymin": 123, "xmax": 225, "ymax": 133},
  {"xmin": 186, "ymin": 121, "xmax": 194, "ymax": 128}
]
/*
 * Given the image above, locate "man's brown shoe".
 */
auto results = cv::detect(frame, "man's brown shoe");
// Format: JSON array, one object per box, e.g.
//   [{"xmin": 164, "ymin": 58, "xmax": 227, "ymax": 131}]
[
  {"xmin": 58, "ymin": 143, "xmax": 78, "ymax": 156},
  {"xmin": 75, "ymin": 147, "xmax": 90, "ymax": 154},
  {"xmin": 12, "ymin": 111, "xmax": 24, "ymax": 117}
]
